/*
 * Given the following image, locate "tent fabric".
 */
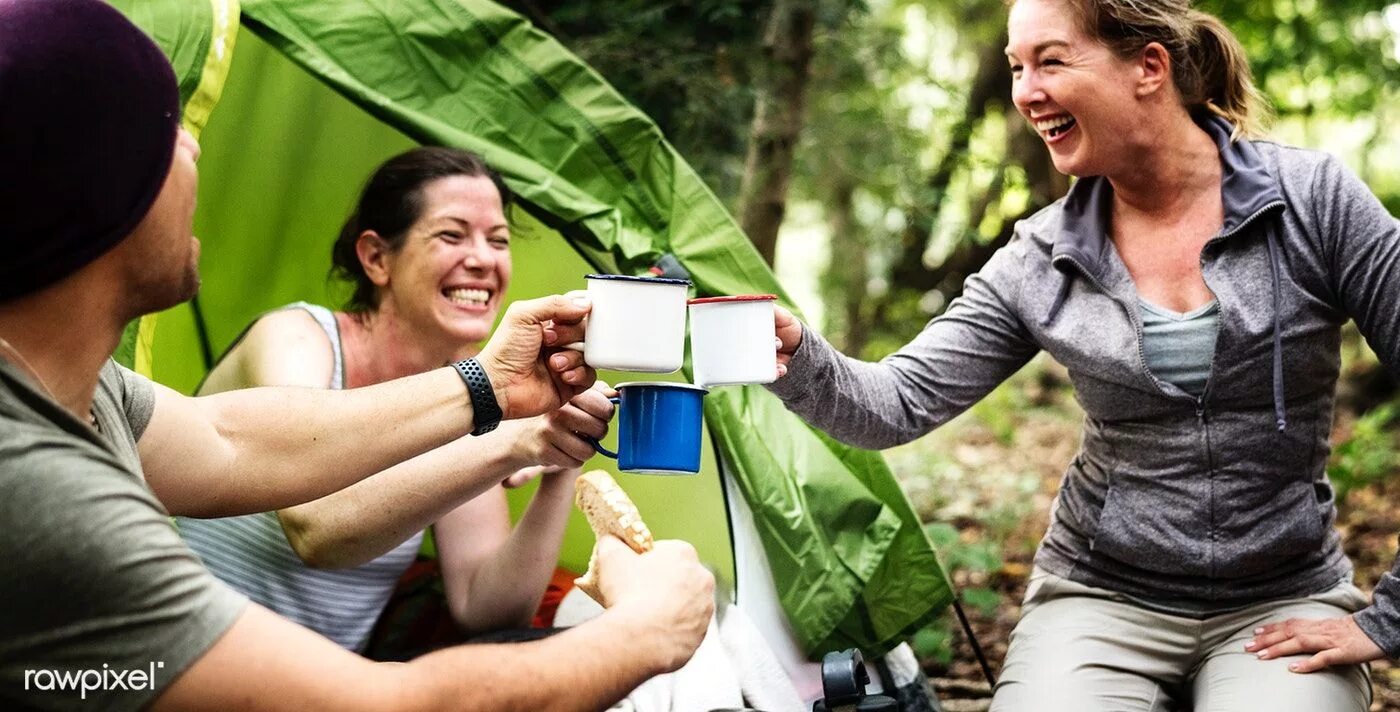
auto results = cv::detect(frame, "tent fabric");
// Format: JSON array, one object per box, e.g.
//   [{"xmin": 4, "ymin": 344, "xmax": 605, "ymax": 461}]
[
  {"xmin": 112, "ymin": 0, "xmax": 242, "ymax": 373},
  {"xmin": 118, "ymin": 0, "xmax": 951, "ymax": 657},
  {"xmin": 111, "ymin": 0, "xmax": 240, "ymax": 136}
]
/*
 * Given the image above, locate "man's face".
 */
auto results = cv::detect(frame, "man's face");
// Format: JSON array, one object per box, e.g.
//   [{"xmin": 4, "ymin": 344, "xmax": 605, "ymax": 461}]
[{"xmin": 119, "ymin": 127, "xmax": 202, "ymax": 318}]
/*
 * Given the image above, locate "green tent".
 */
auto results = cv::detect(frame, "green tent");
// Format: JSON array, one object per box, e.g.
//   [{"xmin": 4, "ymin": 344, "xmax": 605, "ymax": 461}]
[{"xmin": 114, "ymin": 0, "xmax": 952, "ymax": 669}]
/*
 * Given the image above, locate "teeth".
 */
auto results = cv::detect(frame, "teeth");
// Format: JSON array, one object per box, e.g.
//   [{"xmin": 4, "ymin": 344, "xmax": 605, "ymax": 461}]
[
  {"xmin": 1034, "ymin": 115, "xmax": 1075, "ymax": 133},
  {"xmin": 445, "ymin": 288, "xmax": 491, "ymax": 305}
]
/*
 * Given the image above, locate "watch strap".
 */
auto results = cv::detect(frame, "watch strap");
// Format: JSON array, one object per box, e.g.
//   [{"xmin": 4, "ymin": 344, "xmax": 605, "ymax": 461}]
[{"xmin": 453, "ymin": 357, "xmax": 502, "ymax": 436}]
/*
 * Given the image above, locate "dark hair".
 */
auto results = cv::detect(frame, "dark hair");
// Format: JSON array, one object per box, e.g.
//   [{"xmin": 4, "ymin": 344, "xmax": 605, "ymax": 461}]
[
  {"xmin": 1011, "ymin": 0, "xmax": 1271, "ymax": 139},
  {"xmin": 330, "ymin": 146, "xmax": 512, "ymax": 312}
]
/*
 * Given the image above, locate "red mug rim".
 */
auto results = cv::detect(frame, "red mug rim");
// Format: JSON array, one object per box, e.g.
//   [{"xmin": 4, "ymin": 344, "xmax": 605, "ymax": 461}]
[{"xmin": 687, "ymin": 294, "xmax": 778, "ymax": 305}]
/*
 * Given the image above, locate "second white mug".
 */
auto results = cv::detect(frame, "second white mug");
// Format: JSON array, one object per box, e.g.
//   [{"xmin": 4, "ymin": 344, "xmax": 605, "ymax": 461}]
[{"xmin": 688, "ymin": 294, "xmax": 778, "ymax": 387}]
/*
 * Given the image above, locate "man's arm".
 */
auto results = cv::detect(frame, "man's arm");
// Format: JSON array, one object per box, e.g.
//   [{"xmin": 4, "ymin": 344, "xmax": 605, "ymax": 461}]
[
  {"xmin": 191, "ymin": 310, "xmax": 608, "ymax": 568},
  {"xmin": 153, "ymin": 538, "xmax": 714, "ymax": 712},
  {"xmin": 140, "ymin": 295, "xmax": 593, "ymax": 518}
]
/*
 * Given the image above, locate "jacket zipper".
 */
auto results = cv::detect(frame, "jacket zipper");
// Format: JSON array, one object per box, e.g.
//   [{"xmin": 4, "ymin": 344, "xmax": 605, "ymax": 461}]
[
  {"xmin": 1193, "ymin": 199, "xmax": 1283, "ymax": 586},
  {"xmin": 1192, "ymin": 200, "xmax": 1282, "ymax": 405}
]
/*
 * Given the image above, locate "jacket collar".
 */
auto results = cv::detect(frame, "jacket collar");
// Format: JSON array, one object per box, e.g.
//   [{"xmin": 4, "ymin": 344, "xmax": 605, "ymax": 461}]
[{"xmin": 1051, "ymin": 114, "xmax": 1285, "ymax": 277}]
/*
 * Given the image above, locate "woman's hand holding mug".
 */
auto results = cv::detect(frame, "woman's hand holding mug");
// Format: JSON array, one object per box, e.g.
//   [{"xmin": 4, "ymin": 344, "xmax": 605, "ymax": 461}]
[{"xmin": 774, "ymin": 304, "xmax": 803, "ymax": 379}]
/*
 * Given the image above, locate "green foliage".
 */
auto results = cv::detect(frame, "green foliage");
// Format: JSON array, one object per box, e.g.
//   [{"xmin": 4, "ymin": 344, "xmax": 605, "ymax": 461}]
[
  {"xmin": 1328, "ymin": 403, "xmax": 1400, "ymax": 501},
  {"xmin": 500, "ymin": 0, "xmax": 771, "ymax": 202},
  {"xmin": 911, "ymin": 623, "xmax": 954, "ymax": 664},
  {"xmin": 969, "ymin": 377, "xmax": 1029, "ymax": 445},
  {"xmin": 925, "ymin": 522, "xmax": 1003, "ymax": 574},
  {"xmin": 917, "ymin": 521, "xmax": 1006, "ymax": 662},
  {"xmin": 859, "ymin": 289, "xmax": 930, "ymax": 359},
  {"xmin": 961, "ymin": 586, "xmax": 1002, "ymax": 617},
  {"xmin": 1199, "ymin": 0, "xmax": 1400, "ymax": 118}
]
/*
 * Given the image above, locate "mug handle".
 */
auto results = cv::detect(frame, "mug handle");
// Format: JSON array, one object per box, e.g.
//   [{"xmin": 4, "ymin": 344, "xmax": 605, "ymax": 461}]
[{"xmin": 583, "ymin": 396, "xmax": 622, "ymax": 458}]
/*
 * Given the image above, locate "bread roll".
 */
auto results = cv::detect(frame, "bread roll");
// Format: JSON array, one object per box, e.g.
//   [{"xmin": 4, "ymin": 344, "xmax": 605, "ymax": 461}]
[{"xmin": 573, "ymin": 470, "xmax": 653, "ymax": 602}]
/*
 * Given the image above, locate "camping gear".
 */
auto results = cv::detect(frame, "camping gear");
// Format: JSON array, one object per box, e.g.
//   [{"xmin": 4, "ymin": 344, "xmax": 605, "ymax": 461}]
[
  {"xmin": 578, "ymin": 273, "xmax": 691, "ymax": 373},
  {"xmin": 590, "ymin": 383, "xmax": 708, "ymax": 474},
  {"xmin": 114, "ymin": 2, "xmax": 953, "ymax": 704},
  {"xmin": 688, "ymin": 295, "xmax": 780, "ymax": 387},
  {"xmin": 811, "ymin": 649, "xmax": 898, "ymax": 712}
]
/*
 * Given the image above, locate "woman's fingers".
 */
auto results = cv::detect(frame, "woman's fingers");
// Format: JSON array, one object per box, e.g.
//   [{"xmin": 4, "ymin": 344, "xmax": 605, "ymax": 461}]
[
  {"xmin": 1292, "ymin": 649, "xmax": 1343, "ymax": 674},
  {"xmin": 570, "ymin": 383, "xmax": 616, "ymax": 420},
  {"xmin": 1243, "ymin": 616, "xmax": 1384, "ymax": 673}
]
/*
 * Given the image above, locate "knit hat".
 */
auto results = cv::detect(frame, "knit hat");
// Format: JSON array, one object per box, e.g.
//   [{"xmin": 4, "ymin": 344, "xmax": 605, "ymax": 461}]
[{"xmin": 0, "ymin": 0, "xmax": 181, "ymax": 300}]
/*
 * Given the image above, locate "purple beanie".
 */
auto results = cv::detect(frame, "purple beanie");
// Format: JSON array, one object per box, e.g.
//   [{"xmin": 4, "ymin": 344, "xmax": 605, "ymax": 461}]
[{"xmin": 0, "ymin": 0, "xmax": 181, "ymax": 300}]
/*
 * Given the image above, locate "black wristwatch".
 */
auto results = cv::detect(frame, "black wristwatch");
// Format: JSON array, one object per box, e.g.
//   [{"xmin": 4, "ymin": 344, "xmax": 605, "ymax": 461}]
[{"xmin": 453, "ymin": 357, "xmax": 502, "ymax": 436}]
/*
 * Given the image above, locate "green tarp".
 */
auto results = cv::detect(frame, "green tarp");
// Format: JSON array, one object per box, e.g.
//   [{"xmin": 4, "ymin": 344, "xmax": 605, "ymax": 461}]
[{"xmin": 120, "ymin": 0, "xmax": 951, "ymax": 657}]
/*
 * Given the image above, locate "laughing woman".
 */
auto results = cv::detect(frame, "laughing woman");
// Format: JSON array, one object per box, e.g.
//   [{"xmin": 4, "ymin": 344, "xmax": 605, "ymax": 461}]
[
  {"xmin": 177, "ymin": 147, "xmax": 612, "ymax": 651},
  {"xmin": 768, "ymin": 1, "xmax": 1400, "ymax": 710}
]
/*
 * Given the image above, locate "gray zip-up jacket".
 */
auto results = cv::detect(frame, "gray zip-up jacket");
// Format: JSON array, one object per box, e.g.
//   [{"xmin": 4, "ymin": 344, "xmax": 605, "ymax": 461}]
[{"xmin": 769, "ymin": 116, "xmax": 1400, "ymax": 654}]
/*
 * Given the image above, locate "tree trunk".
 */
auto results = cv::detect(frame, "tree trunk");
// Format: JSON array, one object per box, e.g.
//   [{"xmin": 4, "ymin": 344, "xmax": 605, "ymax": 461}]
[
  {"xmin": 887, "ymin": 36, "xmax": 1011, "ymax": 297},
  {"xmin": 821, "ymin": 178, "xmax": 870, "ymax": 355},
  {"xmin": 736, "ymin": 0, "xmax": 816, "ymax": 267}
]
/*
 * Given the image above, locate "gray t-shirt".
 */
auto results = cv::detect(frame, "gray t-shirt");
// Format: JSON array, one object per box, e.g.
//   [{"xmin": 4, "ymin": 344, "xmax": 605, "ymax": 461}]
[
  {"xmin": 1138, "ymin": 298, "xmax": 1220, "ymax": 397},
  {"xmin": 0, "ymin": 358, "xmax": 247, "ymax": 711}
]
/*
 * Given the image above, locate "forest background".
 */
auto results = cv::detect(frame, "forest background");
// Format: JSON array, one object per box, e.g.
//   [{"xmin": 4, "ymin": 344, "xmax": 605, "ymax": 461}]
[{"xmin": 500, "ymin": 1, "xmax": 1400, "ymax": 708}]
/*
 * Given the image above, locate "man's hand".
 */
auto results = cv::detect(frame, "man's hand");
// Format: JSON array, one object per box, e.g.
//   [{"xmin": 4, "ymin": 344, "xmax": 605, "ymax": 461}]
[
  {"xmin": 774, "ymin": 304, "xmax": 803, "ymax": 379},
  {"xmin": 477, "ymin": 294, "xmax": 595, "ymax": 419},
  {"xmin": 593, "ymin": 536, "xmax": 714, "ymax": 674},
  {"xmin": 496, "ymin": 381, "xmax": 615, "ymax": 470},
  {"xmin": 1246, "ymin": 615, "xmax": 1385, "ymax": 672}
]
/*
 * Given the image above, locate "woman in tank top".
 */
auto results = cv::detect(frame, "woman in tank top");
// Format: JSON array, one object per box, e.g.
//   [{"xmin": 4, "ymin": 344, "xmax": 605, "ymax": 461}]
[{"xmin": 178, "ymin": 147, "xmax": 613, "ymax": 651}]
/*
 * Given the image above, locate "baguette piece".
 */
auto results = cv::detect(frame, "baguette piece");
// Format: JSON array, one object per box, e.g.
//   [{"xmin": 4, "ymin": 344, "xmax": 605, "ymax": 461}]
[{"xmin": 573, "ymin": 470, "xmax": 653, "ymax": 602}]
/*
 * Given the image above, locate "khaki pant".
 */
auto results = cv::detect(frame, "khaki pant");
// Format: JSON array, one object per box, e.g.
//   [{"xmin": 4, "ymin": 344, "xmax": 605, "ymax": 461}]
[{"xmin": 990, "ymin": 569, "xmax": 1371, "ymax": 712}]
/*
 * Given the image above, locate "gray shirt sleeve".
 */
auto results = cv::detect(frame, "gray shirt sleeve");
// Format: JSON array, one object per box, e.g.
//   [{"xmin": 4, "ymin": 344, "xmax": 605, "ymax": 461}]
[
  {"xmin": 111, "ymin": 362, "xmax": 156, "ymax": 440},
  {"xmin": 0, "ymin": 435, "xmax": 247, "ymax": 711},
  {"xmin": 1312, "ymin": 154, "xmax": 1400, "ymax": 657},
  {"xmin": 1357, "ymin": 572, "xmax": 1400, "ymax": 659},
  {"xmin": 766, "ymin": 232, "xmax": 1041, "ymax": 449},
  {"xmin": 1310, "ymin": 153, "xmax": 1400, "ymax": 374}
]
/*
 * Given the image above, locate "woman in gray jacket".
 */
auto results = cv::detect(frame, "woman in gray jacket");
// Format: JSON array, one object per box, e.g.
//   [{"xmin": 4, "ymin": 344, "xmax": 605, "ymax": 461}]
[{"xmin": 769, "ymin": 1, "xmax": 1400, "ymax": 710}]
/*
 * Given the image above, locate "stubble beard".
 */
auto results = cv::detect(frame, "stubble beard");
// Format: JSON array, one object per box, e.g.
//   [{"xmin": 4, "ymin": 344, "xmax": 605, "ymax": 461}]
[{"xmin": 121, "ymin": 245, "xmax": 201, "ymax": 321}]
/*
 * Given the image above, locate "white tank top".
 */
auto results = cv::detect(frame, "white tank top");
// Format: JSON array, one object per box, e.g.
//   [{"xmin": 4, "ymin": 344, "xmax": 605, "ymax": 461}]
[{"xmin": 178, "ymin": 303, "xmax": 424, "ymax": 651}]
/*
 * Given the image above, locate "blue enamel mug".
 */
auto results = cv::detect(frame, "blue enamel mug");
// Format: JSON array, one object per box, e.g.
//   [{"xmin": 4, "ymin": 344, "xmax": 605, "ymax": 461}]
[{"xmin": 590, "ymin": 381, "xmax": 708, "ymax": 474}]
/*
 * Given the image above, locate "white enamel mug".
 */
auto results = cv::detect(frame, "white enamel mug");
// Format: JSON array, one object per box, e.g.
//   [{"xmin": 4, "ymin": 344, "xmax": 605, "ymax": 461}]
[
  {"xmin": 687, "ymin": 295, "xmax": 779, "ymax": 387},
  {"xmin": 578, "ymin": 274, "xmax": 691, "ymax": 373}
]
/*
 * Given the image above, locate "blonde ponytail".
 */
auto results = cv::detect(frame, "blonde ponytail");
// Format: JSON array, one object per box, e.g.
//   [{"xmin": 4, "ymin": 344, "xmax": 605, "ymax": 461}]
[{"xmin": 1186, "ymin": 11, "xmax": 1271, "ymax": 139}]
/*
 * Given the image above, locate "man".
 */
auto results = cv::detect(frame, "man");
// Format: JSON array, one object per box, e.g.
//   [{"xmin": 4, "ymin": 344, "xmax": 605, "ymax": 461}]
[{"xmin": 0, "ymin": 1, "xmax": 713, "ymax": 709}]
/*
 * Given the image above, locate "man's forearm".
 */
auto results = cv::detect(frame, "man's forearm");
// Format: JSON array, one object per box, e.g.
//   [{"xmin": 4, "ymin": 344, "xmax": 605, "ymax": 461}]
[
  {"xmin": 170, "ymin": 368, "xmax": 474, "ymax": 518},
  {"xmin": 396, "ymin": 608, "xmax": 668, "ymax": 712}
]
